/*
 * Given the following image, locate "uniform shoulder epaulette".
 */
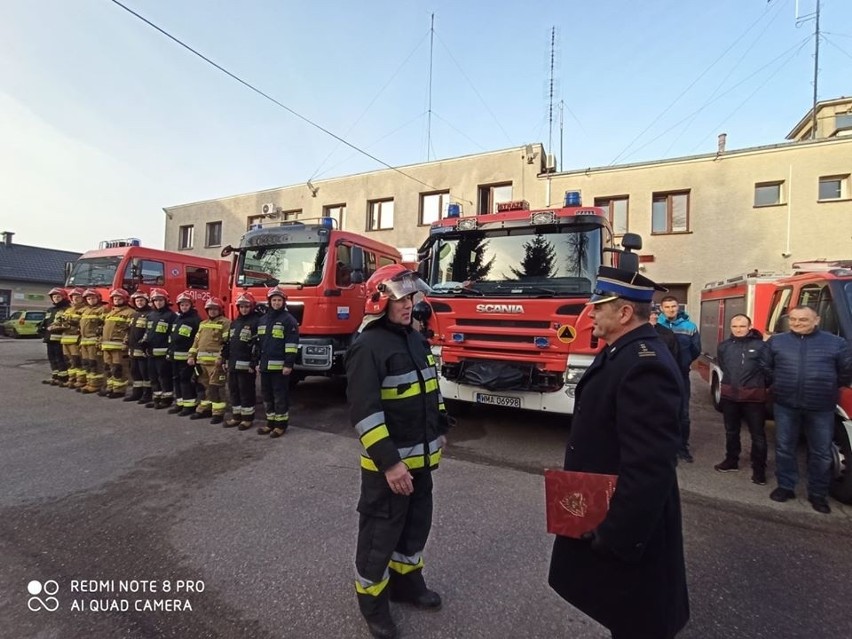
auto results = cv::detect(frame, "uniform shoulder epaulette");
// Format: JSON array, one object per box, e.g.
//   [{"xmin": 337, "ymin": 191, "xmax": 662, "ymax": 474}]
[{"xmin": 637, "ymin": 341, "xmax": 657, "ymax": 357}]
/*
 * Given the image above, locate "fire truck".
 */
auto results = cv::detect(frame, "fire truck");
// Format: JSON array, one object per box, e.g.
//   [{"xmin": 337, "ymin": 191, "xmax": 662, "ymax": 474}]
[
  {"xmin": 65, "ymin": 239, "xmax": 231, "ymax": 307},
  {"xmin": 698, "ymin": 260, "xmax": 852, "ymax": 503},
  {"xmin": 413, "ymin": 195, "xmax": 641, "ymax": 415},
  {"xmin": 221, "ymin": 218, "xmax": 404, "ymax": 384}
]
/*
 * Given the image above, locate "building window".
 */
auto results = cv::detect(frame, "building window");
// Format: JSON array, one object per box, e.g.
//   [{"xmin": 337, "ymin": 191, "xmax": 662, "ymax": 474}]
[
  {"xmin": 205, "ymin": 221, "xmax": 222, "ymax": 247},
  {"xmin": 651, "ymin": 191, "xmax": 689, "ymax": 234},
  {"xmin": 477, "ymin": 182, "xmax": 513, "ymax": 214},
  {"xmin": 754, "ymin": 182, "xmax": 783, "ymax": 207},
  {"xmin": 420, "ymin": 191, "xmax": 450, "ymax": 225},
  {"xmin": 247, "ymin": 215, "xmax": 264, "ymax": 230},
  {"xmin": 835, "ymin": 113, "xmax": 852, "ymax": 134},
  {"xmin": 594, "ymin": 196, "xmax": 629, "ymax": 235},
  {"xmin": 818, "ymin": 175, "xmax": 848, "ymax": 201},
  {"xmin": 178, "ymin": 225, "xmax": 194, "ymax": 250},
  {"xmin": 323, "ymin": 204, "xmax": 346, "ymax": 228},
  {"xmin": 368, "ymin": 199, "xmax": 394, "ymax": 231},
  {"xmin": 282, "ymin": 209, "xmax": 301, "ymax": 221}
]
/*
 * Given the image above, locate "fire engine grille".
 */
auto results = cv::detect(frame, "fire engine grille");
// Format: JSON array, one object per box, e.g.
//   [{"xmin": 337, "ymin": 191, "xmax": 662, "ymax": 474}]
[
  {"xmin": 459, "ymin": 333, "xmax": 543, "ymax": 344},
  {"xmin": 455, "ymin": 319, "xmax": 551, "ymax": 329}
]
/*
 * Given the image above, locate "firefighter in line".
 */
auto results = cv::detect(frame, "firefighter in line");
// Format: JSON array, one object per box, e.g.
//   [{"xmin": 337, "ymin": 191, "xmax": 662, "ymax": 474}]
[
  {"xmin": 56, "ymin": 287, "xmax": 86, "ymax": 388},
  {"xmin": 100, "ymin": 288, "xmax": 136, "ymax": 399},
  {"xmin": 256, "ymin": 286, "xmax": 299, "ymax": 437},
  {"xmin": 187, "ymin": 297, "xmax": 230, "ymax": 424},
  {"xmin": 78, "ymin": 289, "xmax": 108, "ymax": 394},
  {"xmin": 144, "ymin": 288, "xmax": 177, "ymax": 409},
  {"xmin": 125, "ymin": 291, "xmax": 152, "ymax": 404},
  {"xmin": 41, "ymin": 287, "xmax": 71, "ymax": 386},
  {"xmin": 222, "ymin": 292, "xmax": 260, "ymax": 430},
  {"xmin": 345, "ymin": 264, "xmax": 453, "ymax": 639},
  {"xmin": 167, "ymin": 290, "xmax": 202, "ymax": 417}
]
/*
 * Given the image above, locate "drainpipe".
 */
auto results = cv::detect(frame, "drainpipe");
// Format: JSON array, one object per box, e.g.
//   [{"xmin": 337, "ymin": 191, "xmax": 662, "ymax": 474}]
[{"xmin": 782, "ymin": 165, "xmax": 793, "ymax": 259}]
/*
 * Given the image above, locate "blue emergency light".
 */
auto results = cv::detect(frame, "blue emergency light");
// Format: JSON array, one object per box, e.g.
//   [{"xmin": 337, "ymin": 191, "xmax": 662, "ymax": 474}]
[
  {"xmin": 320, "ymin": 216, "xmax": 335, "ymax": 229},
  {"xmin": 564, "ymin": 191, "xmax": 582, "ymax": 207},
  {"xmin": 446, "ymin": 203, "xmax": 461, "ymax": 218}
]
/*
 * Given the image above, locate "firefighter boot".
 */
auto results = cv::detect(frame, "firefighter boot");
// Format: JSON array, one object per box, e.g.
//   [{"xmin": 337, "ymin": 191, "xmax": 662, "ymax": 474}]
[
  {"xmin": 237, "ymin": 420, "xmax": 254, "ymax": 431},
  {"xmin": 179, "ymin": 406, "xmax": 197, "ymax": 417},
  {"xmin": 155, "ymin": 397, "xmax": 174, "ymax": 410},
  {"xmin": 124, "ymin": 387, "xmax": 143, "ymax": 402},
  {"xmin": 138, "ymin": 388, "xmax": 153, "ymax": 405},
  {"xmin": 389, "ymin": 571, "xmax": 442, "ymax": 611},
  {"xmin": 167, "ymin": 402, "xmax": 183, "ymax": 414},
  {"xmin": 358, "ymin": 591, "xmax": 397, "ymax": 639},
  {"xmin": 190, "ymin": 410, "xmax": 212, "ymax": 421},
  {"xmin": 257, "ymin": 423, "xmax": 273, "ymax": 436},
  {"xmin": 223, "ymin": 415, "xmax": 241, "ymax": 428}
]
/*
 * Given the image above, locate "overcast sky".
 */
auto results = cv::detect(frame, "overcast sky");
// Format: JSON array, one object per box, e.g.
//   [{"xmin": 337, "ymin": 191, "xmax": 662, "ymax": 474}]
[{"xmin": 1, "ymin": 0, "xmax": 850, "ymax": 252}]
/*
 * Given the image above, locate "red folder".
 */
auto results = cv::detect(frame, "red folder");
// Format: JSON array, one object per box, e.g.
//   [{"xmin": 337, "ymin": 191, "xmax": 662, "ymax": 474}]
[{"xmin": 544, "ymin": 469, "xmax": 618, "ymax": 539}]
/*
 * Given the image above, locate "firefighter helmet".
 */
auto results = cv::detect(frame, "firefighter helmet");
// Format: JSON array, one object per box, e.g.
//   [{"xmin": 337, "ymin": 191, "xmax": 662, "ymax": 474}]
[
  {"xmin": 364, "ymin": 264, "xmax": 430, "ymax": 316},
  {"xmin": 205, "ymin": 296, "xmax": 224, "ymax": 310},
  {"xmin": 130, "ymin": 291, "xmax": 149, "ymax": 304},
  {"xmin": 266, "ymin": 286, "xmax": 287, "ymax": 301},
  {"xmin": 48, "ymin": 287, "xmax": 68, "ymax": 301},
  {"xmin": 109, "ymin": 288, "xmax": 130, "ymax": 303},
  {"xmin": 149, "ymin": 288, "xmax": 169, "ymax": 302},
  {"xmin": 175, "ymin": 290, "xmax": 195, "ymax": 306},
  {"xmin": 83, "ymin": 288, "xmax": 102, "ymax": 302},
  {"xmin": 235, "ymin": 291, "xmax": 256, "ymax": 309},
  {"xmin": 68, "ymin": 287, "xmax": 85, "ymax": 299}
]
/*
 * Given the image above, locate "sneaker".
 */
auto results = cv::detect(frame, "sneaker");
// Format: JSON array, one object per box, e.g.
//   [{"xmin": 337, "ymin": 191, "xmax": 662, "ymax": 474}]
[
  {"xmin": 808, "ymin": 496, "xmax": 831, "ymax": 514},
  {"xmin": 677, "ymin": 449, "xmax": 694, "ymax": 463},
  {"xmin": 751, "ymin": 469, "xmax": 767, "ymax": 485},
  {"xmin": 770, "ymin": 487, "xmax": 795, "ymax": 503},
  {"xmin": 714, "ymin": 459, "xmax": 739, "ymax": 473}
]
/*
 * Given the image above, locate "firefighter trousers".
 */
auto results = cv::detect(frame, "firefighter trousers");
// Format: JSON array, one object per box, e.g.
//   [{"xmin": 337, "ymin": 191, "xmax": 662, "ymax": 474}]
[
  {"xmin": 260, "ymin": 372, "xmax": 289, "ymax": 428},
  {"xmin": 172, "ymin": 360, "xmax": 198, "ymax": 410},
  {"xmin": 46, "ymin": 341, "xmax": 68, "ymax": 382},
  {"xmin": 129, "ymin": 355, "xmax": 150, "ymax": 392},
  {"xmin": 355, "ymin": 469, "xmax": 434, "ymax": 620},
  {"xmin": 148, "ymin": 355, "xmax": 174, "ymax": 400},
  {"xmin": 228, "ymin": 369, "xmax": 256, "ymax": 422},
  {"xmin": 195, "ymin": 364, "xmax": 227, "ymax": 416},
  {"xmin": 80, "ymin": 343, "xmax": 104, "ymax": 390},
  {"xmin": 102, "ymin": 350, "xmax": 129, "ymax": 394},
  {"xmin": 62, "ymin": 343, "xmax": 82, "ymax": 385}
]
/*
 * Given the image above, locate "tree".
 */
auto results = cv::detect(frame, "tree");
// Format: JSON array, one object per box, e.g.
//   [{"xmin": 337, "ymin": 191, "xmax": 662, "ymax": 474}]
[{"xmin": 509, "ymin": 235, "xmax": 557, "ymax": 279}]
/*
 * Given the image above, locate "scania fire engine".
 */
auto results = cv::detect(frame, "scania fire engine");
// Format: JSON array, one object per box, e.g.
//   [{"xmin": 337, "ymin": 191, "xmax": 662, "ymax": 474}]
[{"xmin": 414, "ymin": 195, "xmax": 641, "ymax": 415}]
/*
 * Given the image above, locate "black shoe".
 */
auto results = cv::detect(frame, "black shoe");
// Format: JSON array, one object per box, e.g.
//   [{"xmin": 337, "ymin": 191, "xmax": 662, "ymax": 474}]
[
  {"xmin": 178, "ymin": 408, "xmax": 196, "ymax": 417},
  {"xmin": 210, "ymin": 415, "xmax": 224, "ymax": 425},
  {"xmin": 714, "ymin": 459, "xmax": 739, "ymax": 473},
  {"xmin": 770, "ymin": 487, "xmax": 795, "ymax": 503},
  {"xmin": 155, "ymin": 400, "xmax": 173, "ymax": 410},
  {"xmin": 237, "ymin": 421, "xmax": 254, "ymax": 431},
  {"xmin": 677, "ymin": 449, "xmax": 694, "ymax": 463},
  {"xmin": 365, "ymin": 619, "xmax": 397, "ymax": 639},
  {"xmin": 390, "ymin": 588, "xmax": 442, "ymax": 611},
  {"xmin": 108, "ymin": 391, "xmax": 125, "ymax": 399},
  {"xmin": 167, "ymin": 405, "xmax": 183, "ymax": 414},
  {"xmin": 189, "ymin": 412, "xmax": 210, "ymax": 420},
  {"xmin": 257, "ymin": 425, "xmax": 273, "ymax": 435},
  {"xmin": 123, "ymin": 393, "xmax": 140, "ymax": 402},
  {"xmin": 751, "ymin": 469, "xmax": 767, "ymax": 485},
  {"xmin": 808, "ymin": 496, "xmax": 831, "ymax": 514},
  {"xmin": 223, "ymin": 418, "xmax": 241, "ymax": 428},
  {"xmin": 269, "ymin": 427, "xmax": 287, "ymax": 438},
  {"xmin": 41, "ymin": 379, "xmax": 53, "ymax": 385}
]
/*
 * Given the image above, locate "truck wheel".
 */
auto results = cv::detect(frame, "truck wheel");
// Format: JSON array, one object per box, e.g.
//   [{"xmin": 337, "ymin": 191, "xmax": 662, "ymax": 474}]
[
  {"xmin": 710, "ymin": 373, "xmax": 722, "ymax": 413},
  {"xmin": 445, "ymin": 399, "xmax": 470, "ymax": 417},
  {"xmin": 829, "ymin": 419, "xmax": 852, "ymax": 504}
]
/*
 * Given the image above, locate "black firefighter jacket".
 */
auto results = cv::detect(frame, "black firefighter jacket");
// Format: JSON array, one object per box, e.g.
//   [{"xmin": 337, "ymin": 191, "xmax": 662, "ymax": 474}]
[
  {"xmin": 223, "ymin": 313, "xmax": 260, "ymax": 371},
  {"xmin": 548, "ymin": 323, "xmax": 689, "ymax": 639},
  {"xmin": 169, "ymin": 308, "xmax": 201, "ymax": 362},
  {"xmin": 345, "ymin": 318, "xmax": 450, "ymax": 475},
  {"xmin": 257, "ymin": 307, "xmax": 299, "ymax": 373},
  {"xmin": 143, "ymin": 307, "xmax": 177, "ymax": 357}
]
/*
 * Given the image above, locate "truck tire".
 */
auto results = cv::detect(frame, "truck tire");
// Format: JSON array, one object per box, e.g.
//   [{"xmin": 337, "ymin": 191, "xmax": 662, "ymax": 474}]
[
  {"xmin": 710, "ymin": 372, "xmax": 722, "ymax": 413},
  {"xmin": 829, "ymin": 419, "xmax": 852, "ymax": 504},
  {"xmin": 445, "ymin": 399, "xmax": 471, "ymax": 417}
]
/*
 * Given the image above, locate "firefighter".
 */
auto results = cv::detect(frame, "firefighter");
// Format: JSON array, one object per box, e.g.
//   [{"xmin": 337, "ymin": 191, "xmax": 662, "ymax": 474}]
[
  {"xmin": 144, "ymin": 288, "xmax": 177, "ymax": 409},
  {"xmin": 222, "ymin": 292, "xmax": 260, "ymax": 430},
  {"xmin": 100, "ymin": 288, "xmax": 136, "ymax": 398},
  {"xmin": 345, "ymin": 264, "xmax": 453, "ymax": 639},
  {"xmin": 41, "ymin": 287, "xmax": 71, "ymax": 386},
  {"xmin": 125, "ymin": 291, "xmax": 152, "ymax": 404},
  {"xmin": 78, "ymin": 289, "xmax": 108, "ymax": 394},
  {"xmin": 57, "ymin": 287, "xmax": 86, "ymax": 388},
  {"xmin": 257, "ymin": 286, "xmax": 299, "ymax": 437},
  {"xmin": 168, "ymin": 290, "xmax": 202, "ymax": 417},
  {"xmin": 187, "ymin": 297, "xmax": 230, "ymax": 424}
]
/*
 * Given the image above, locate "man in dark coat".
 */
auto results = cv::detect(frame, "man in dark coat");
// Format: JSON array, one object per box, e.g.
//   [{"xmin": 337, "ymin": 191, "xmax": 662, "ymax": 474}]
[{"xmin": 549, "ymin": 266, "xmax": 690, "ymax": 639}]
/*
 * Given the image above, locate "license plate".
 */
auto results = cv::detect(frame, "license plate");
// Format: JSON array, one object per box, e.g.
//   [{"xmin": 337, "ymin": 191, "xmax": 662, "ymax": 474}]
[{"xmin": 475, "ymin": 393, "xmax": 521, "ymax": 408}]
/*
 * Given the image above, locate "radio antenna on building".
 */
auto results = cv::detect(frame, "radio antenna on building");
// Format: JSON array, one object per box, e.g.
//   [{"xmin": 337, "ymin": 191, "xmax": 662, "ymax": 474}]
[
  {"xmin": 795, "ymin": 0, "xmax": 821, "ymax": 139},
  {"xmin": 426, "ymin": 13, "xmax": 435, "ymax": 161},
  {"xmin": 547, "ymin": 26, "xmax": 557, "ymax": 154}
]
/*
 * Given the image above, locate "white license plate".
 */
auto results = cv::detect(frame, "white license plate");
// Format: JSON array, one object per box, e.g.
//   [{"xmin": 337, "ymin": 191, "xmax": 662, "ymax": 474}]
[{"xmin": 475, "ymin": 393, "xmax": 521, "ymax": 408}]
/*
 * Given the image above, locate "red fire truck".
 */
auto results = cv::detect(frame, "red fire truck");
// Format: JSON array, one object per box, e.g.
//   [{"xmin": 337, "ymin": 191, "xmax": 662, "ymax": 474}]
[
  {"xmin": 698, "ymin": 260, "xmax": 852, "ymax": 503},
  {"xmin": 413, "ymin": 196, "xmax": 640, "ymax": 415},
  {"xmin": 65, "ymin": 239, "xmax": 231, "ymax": 307},
  {"xmin": 221, "ymin": 218, "xmax": 404, "ymax": 384}
]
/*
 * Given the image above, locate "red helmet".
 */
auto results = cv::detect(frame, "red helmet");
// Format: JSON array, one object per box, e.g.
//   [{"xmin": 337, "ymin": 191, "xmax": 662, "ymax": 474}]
[
  {"xmin": 176, "ymin": 290, "xmax": 194, "ymax": 306},
  {"xmin": 204, "ymin": 296, "xmax": 224, "ymax": 310},
  {"xmin": 150, "ymin": 288, "xmax": 169, "ymax": 302},
  {"xmin": 235, "ymin": 292, "xmax": 256, "ymax": 309},
  {"xmin": 109, "ymin": 288, "xmax": 130, "ymax": 303},
  {"xmin": 69, "ymin": 287, "xmax": 85, "ymax": 299},
  {"xmin": 266, "ymin": 286, "xmax": 287, "ymax": 301},
  {"xmin": 83, "ymin": 288, "xmax": 102, "ymax": 303},
  {"xmin": 48, "ymin": 287, "xmax": 68, "ymax": 301},
  {"xmin": 365, "ymin": 264, "xmax": 430, "ymax": 316},
  {"xmin": 130, "ymin": 291, "xmax": 149, "ymax": 303}
]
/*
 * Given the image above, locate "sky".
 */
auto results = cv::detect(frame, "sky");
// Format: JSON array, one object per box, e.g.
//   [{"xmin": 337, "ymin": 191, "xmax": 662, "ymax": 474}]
[{"xmin": 1, "ymin": 0, "xmax": 850, "ymax": 253}]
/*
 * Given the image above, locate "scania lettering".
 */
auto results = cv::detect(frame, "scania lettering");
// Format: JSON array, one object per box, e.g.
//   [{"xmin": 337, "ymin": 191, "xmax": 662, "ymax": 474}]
[{"xmin": 476, "ymin": 304, "xmax": 524, "ymax": 313}]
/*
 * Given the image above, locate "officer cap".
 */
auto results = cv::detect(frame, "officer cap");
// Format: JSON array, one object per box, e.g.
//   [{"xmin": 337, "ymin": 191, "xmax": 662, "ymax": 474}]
[{"xmin": 588, "ymin": 266, "xmax": 667, "ymax": 305}]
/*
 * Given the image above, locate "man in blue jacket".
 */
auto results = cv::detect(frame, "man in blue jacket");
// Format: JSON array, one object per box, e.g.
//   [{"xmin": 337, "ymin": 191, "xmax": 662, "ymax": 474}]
[
  {"xmin": 761, "ymin": 305, "xmax": 852, "ymax": 514},
  {"xmin": 658, "ymin": 296, "xmax": 701, "ymax": 462}
]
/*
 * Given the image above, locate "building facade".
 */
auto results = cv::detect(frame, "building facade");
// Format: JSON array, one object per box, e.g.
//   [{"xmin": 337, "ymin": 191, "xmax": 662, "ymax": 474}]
[{"xmin": 164, "ymin": 99, "xmax": 852, "ymax": 313}]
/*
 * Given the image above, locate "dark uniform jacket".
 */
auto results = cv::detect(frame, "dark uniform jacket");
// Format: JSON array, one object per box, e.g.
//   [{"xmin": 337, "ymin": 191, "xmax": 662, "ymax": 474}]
[
  {"xmin": 144, "ymin": 307, "xmax": 177, "ymax": 357},
  {"xmin": 42, "ymin": 299, "xmax": 70, "ymax": 343},
  {"xmin": 223, "ymin": 313, "xmax": 260, "ymax": 371},
  {"xmin": 128, "ymin": 305, "xmax": 150, "ymax": 357},
  {"xmin": 169, "ymin": 308, "xmax": 201, "ymax": 361},
  {"xmin": 548, "ymin": 323, "xmax": 689, "ymax": 639},
  {"xmin": 653, "ymin": 322, "xmax": 679, "ymax": 360},
  {"xmin": 345, "ymin": 318, "xmax": 450, "ymax": 475},
  {"xmin": 718, "ymin": 328, "xmax": 768, "ymax": 403},
  {"xmin": 257, "ymin": 307, "xmax": 299, "ymax": 373}
]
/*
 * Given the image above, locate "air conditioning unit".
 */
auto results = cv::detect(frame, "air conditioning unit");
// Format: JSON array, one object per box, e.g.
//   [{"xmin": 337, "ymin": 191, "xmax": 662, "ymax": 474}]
[
  {"xmin": 545, "ymin": 154, "xmax": 557, "ymax": 171},
  {"xmin": 261, "ymin": 202, "xmax": 278, "ymax": 216}
]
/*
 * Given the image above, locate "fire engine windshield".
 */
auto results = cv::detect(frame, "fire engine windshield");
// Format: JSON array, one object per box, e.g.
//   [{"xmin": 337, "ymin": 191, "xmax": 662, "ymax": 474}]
[
  {"xmin": 236, "ymin": 244, "xmax": 328, "ymax": 287},
  {"xmin": 66, "ymin": 257, "xmax": 121, "ymax": 287},
  {"xmin": 429, "ymin": 227, "xmax": 602, "ymax": 297}
]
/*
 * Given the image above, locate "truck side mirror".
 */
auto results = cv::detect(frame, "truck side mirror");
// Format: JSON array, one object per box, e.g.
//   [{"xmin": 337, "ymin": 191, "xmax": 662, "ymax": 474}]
[
  {"xmin": 619, "ymin": 252, "xmax": 639, "ymax": 273},
  {"xmin": 350, "ymin": 247, "xmax": 365, "ymax": 283},
  {"xmin": 621, "ymin": 233, "xmax": 642, "ymax": 251}
]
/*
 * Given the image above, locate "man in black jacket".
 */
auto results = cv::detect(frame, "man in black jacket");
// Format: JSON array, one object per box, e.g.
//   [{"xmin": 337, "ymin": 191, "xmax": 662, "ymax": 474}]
[
  {"xmin": 345, "ymin": 264, "xmax": 452, "ymax": 639},
  {"xmin": 548, "ymin": 266, "xmax": 689, "ymax": 639},
  {"xmin": 761, "ymin": 305, "xmax": 852, "ymax": 513},
  {"xmin": 713, "ymin": 314, "xmax": 769, "ymax": 484}
]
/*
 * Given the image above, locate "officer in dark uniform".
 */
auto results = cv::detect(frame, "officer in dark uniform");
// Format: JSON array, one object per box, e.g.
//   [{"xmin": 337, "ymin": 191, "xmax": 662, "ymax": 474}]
[
  {"xmin": 548, "ymin": 266, "xmax": 690, "ymax": 639},
  {"xmin": 345, "ymin": 264, "xmax": 453, "ymax": 639}
]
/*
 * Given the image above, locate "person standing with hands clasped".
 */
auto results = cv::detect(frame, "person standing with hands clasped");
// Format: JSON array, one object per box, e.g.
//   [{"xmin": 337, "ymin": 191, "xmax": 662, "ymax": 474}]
[
  {"xmin": 549, "ymin": 266, "xmax": 689, "ymax": 639},
  {"xmin": 345, "ymin": 264, "xmax": 454, "ymax": 639},
  {"xmin": 257, "ymin": 286, "xmax": 299, "ymax": 438}
]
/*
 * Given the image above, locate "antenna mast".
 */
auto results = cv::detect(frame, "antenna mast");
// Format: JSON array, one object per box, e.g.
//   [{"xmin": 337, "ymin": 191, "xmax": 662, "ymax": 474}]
[
  {"xmin": 548, "ymin": 26, "xmax": 556, "ymax": 153},
  {"xmin": 796, "ymin": 0, "xmax": 822, "ymax": 139},
  {"xmin": 426, "ymin": 13, "xmax": 435, "ymax": 161}
]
